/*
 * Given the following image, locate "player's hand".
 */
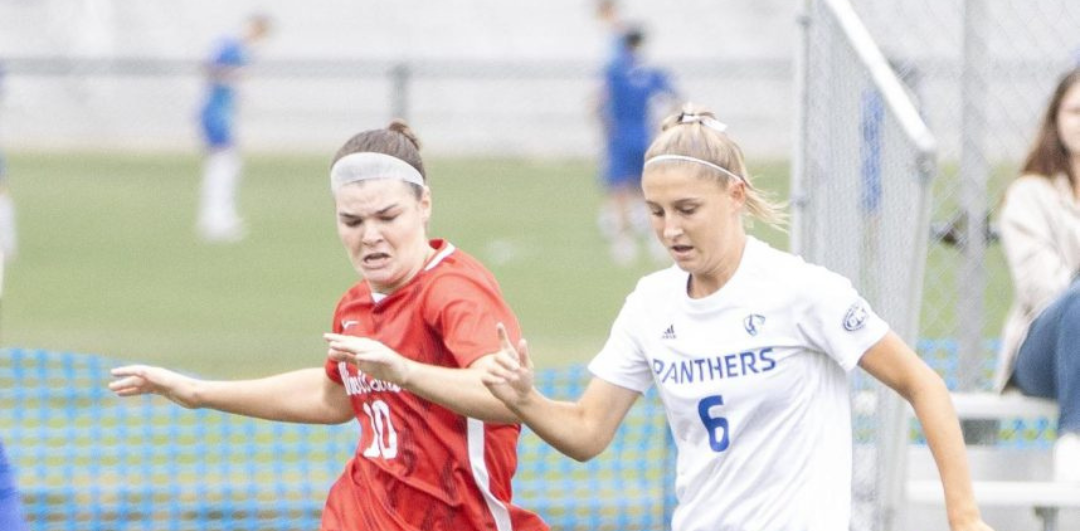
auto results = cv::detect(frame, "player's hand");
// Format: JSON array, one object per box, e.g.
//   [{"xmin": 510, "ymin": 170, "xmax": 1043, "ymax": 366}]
[
  {"xmin": 951, "ymin": 519, "xmax": 994, "ymax": 531},
  {"xmin": 108, "ymin": 365, "xmax": 201, "ymax": 409},
  {"xmin": 479, "ymin": 323, "xmax": 536, "ymax": 408},
  {"xmin": 324, "ymin": 333, "xmax": 415, "ymax": 386}
]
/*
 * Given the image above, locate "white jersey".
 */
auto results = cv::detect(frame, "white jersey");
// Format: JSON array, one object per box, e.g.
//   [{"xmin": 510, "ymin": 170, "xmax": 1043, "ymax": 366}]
[{"xmin": 589, "ymin": 236, "xmax": 888, "ymax": 531}]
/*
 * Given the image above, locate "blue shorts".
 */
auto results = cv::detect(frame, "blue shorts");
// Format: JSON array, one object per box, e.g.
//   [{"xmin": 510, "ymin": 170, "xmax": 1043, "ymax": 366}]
[
  {"xmin": 200, "ymin": 106, "xmax": 234, "ymax": 148},
  {"xmin": 603, "ymin": 138, "xmax": 647, "ymax": 190}
]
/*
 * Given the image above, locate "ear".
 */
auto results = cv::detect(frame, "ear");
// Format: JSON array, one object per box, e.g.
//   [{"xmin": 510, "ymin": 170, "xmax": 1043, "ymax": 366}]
[
  {"xmin": 728, "ymin": 179, "xmax": 748, "ymax": 209},
  {"xmin": 419, "ymin": 186, "xmax": 433, "ymax": 223}
]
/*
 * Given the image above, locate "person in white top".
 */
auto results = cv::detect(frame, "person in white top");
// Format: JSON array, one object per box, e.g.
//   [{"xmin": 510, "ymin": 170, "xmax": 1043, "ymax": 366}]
[
  {"xmin": 994, "ymin": 69, "xmax": 1080, "ymax": 483},
  {"xmin": 479, "ymin": 105, "xmax": 993, "ymax": 531}
]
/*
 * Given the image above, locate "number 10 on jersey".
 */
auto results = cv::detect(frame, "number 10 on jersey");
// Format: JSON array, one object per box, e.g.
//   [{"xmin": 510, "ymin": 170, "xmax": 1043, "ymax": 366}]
[{"xmin": 362, "ymin": 399, "xmax": 399, "ymax": 459}]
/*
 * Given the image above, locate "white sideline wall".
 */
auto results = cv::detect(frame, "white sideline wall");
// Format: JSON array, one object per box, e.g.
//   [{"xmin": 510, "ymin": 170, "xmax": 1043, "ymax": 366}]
[
  {"xmin": 903, "ymin": 447, "xmax": 1080, "ymax": 531},
  {"xmin": 1, "ymin": 0, "xmax": 1074, "ymax": 159},
  {"xmin": 0, "ymin": 0, "xmax": 797, "ymax": 157}
]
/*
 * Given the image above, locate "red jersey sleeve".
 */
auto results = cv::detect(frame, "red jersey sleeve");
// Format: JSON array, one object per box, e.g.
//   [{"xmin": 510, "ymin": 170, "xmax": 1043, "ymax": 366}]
[
  {"xmin": 423, "ymin": 269, "xmax": 522, "ymax": 369},
  {"xmin": 325, "ymin": 358, "xmax": 344, "ymax": 384},
  {"xmin": 324, "ymin": 293, "xmax": 350, "ymax": 385}
]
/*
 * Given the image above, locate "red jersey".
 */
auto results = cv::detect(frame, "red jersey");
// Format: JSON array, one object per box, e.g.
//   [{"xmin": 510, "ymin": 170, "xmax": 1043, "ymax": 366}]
[{"xmin": 321, "ymin": 240, "xmax": 548, "ymax": 531}]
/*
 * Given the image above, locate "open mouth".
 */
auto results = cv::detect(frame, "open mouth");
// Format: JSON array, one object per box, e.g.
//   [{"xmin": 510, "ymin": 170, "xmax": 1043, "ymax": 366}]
[{"xmin": 362, "ymin": 252, "xmax": 391, "ymax": 266}]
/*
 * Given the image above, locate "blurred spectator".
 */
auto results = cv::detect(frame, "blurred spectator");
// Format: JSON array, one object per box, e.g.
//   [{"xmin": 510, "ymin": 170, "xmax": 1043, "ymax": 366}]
[
  {"xmin": 594, "ymin": 4, "xmax": 680, "ymax": 265},
  {"xmin": 196, "ymin": 14, "xmax": 272, "ymax": 243},
  {"xmin": 994, "ymin": 69, "xmax": 1080, "ymax": 483}
]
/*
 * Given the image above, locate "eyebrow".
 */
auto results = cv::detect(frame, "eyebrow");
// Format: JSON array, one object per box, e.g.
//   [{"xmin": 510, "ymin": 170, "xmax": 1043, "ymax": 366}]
[
  {"xmin": 646, "ymin": 198, "xmax": 702, "ymax": 207},
  {"xmin": 338, "ymin": 203, "xmax": 400, "ymax": 219}
]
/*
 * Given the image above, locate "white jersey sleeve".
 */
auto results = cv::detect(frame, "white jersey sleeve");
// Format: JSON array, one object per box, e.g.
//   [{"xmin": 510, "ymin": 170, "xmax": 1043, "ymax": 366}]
[
  {"xmin": 588, "ymin": 290, "xmax": 653, "ymax": 393},
  {"xmin": 795, "ymin": 265, "xmax": 889, "ymax": 371}
]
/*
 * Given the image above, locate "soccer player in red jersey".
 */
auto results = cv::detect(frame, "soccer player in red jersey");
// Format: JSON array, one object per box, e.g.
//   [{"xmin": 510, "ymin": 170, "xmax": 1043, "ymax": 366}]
[{"xmin": 109, "ymin": 121, "xmax": 548, "ymax": 531}]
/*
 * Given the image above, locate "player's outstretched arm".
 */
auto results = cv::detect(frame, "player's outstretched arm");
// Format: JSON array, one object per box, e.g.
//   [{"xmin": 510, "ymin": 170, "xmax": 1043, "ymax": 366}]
[
  {"xmin": 109, "ymin": 365, "xmax": 353, "ymax": 425},
  {"xmin": 858, "ymin": 331, "xmax": 995, "ymax": 531},
  {"xmin": 480, "ymin": 323, "xmax": 640, "ymax": 462},
  {"xmin": 324, "ymin": 333, "xmax": 521, "ymax": 424}
]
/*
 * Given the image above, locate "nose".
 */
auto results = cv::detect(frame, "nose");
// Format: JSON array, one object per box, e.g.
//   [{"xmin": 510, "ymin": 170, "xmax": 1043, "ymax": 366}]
[
  {"xmin": 358, "ymin": 222, "xmax": 383, "ymax": 245},
  {"xmin": 661, "ymin": 214, "xmax": 682, "ymax": 241}
]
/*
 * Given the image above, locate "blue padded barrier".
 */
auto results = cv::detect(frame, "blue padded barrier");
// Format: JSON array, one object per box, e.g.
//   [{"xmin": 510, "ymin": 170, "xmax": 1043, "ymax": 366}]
[
  {"xmin": 1, "ymin": 342, "xmax": 1052, "ymax": 530},
  {"xmin": 1, "ymin": 349, "xmax": 675, "ymax": 531}
]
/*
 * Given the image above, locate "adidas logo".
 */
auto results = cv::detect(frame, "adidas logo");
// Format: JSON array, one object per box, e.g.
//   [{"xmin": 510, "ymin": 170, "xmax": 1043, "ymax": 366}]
[{"xmin": 661, "ymin": 325, "xmax": 676, "ymax": 340}]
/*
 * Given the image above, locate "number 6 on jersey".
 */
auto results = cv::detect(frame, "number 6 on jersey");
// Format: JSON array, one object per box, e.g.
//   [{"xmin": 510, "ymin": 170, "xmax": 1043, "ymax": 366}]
[{"xmin": 698, "ymin": 395, "xmax": 730, "ymax": 452}]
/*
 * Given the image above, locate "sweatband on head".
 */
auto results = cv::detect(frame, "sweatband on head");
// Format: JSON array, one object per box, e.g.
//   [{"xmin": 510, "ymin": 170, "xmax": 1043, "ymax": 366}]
[
  {"xmin": 330, "ymin": 152, "xmax": 424, "ymax": 192},
  {"xmin": 644, "ymin": 154, "xmax": 748, "ymax": 184}
]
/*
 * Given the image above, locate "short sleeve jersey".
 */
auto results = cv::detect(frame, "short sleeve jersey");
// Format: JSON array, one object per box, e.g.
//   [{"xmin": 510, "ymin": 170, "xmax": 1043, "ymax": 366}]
[
  {"xmin": 321, "ymin": 240, "xmax": 548, "ymax": 531},
  {"xmin": 603, "ymin": 50, "xmax": 674, "ymax": 146},
  {"xmin": 588, "ymin": 237, "xmax": 889, "ymax": 531},
  {"xmin": 203, "ymin": 37, "xmax": 247, "ymax": 113}
]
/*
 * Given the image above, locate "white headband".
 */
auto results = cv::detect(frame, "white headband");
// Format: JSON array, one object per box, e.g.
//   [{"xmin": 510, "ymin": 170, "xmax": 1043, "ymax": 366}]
[
  {"xmin": 644, "ymin": 154, "xmax": 748, "ymax": 184},
  {"xmin": 330, "ymin": 152, "xmax": 424, "ymax": 192}
]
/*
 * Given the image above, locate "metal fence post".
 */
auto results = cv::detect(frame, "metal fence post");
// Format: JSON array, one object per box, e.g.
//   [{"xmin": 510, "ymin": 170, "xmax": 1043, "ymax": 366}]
[
  {"xmin": 390, "ymin": 62, "xmax": 411, "ymax": 122},
  {"xmin": 959, "ymin": 0, "xmax": 996, "ymax": 443},
  {"xmin": 790, "ymin": 0, "xmax": 814, "ymax": 256}
]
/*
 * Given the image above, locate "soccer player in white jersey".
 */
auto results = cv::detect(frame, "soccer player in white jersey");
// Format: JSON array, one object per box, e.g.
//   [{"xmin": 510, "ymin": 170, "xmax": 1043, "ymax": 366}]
[{"xmin": 480, "ymin": 106, "xmax": 995, "ymax": 531}]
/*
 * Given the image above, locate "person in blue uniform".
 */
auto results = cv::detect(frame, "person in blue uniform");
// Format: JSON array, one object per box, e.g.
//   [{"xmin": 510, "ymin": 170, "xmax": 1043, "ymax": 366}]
[
  {"xmin": 596, "ymin": 20, "xmax": 679, "ymax": 265},
  {"xmin": 197, "ymin": 14, "xmax": 271, "ymax": 243}
]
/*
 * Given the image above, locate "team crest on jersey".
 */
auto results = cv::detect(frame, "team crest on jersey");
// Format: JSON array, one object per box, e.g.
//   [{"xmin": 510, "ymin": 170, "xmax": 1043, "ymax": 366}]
[
  {"xmin": 843, "ymin": 301, "xmax": 869, "ymax": 331},
  {"xmin": 743, "ymin": 314, "xmax": 765, "ymax": 336}
]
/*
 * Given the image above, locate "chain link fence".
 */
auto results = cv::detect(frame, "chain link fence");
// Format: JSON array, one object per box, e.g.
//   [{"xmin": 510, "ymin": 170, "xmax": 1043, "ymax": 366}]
[
  {"xmin": 795, "ymin": 0, "xmax": 936, "ymax": 528},
  {"xmin": 800, "ymin": 1, "xmax": 1080, "ymax": 529},
  {"xmin": 852, "ymin": 0, "xmax": 1080, "ymax": 393}
]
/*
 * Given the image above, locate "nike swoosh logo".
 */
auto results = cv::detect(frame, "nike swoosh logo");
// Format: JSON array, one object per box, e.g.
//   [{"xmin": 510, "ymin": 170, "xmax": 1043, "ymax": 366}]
[{"xmin": 342, "ymin": 320, "xmax": 358, "ymax": 330}]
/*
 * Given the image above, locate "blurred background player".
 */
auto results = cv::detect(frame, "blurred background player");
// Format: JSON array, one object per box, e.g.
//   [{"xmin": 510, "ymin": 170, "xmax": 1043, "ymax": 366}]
[
  {"xmin": 595, "ymin": 3, "xmax": 679, "ymax": 265},
  {"xmin": 0, "ymin": 440, "xmax": 28, "ymax": 531},
  {"xmin": 0, "ymin": 62, "xmax": 15, "ymax": 262},
  {"xmin": 0, "ymin": 73, "xmax": 17, "ymax": 528},
  {"xmin": 196, "ymin": 14, "xmax": 271, "ymax": 243},
  {"xmin": 994, "ymin": 68, "xmax": 1080, "ymax": 483},
  {"xmin": 595, "ymin": 0, "xmax": 625, "ymax": 52},
  {"xmin": 110, "ymin": 121, "xmax": 549, "ymax": 531}
]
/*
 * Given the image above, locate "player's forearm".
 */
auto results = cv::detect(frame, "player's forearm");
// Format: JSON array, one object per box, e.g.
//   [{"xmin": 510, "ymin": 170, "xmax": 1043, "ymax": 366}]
[
  {"xmin": 192, "ymin": 368, "xmax": 350, "ymax": 425},
  {"xmin": 401, "ymin": 362, "xmax": 520, "ymax": 424},
  {"xmin": 907, "ymin": 376, "xmax": 982, "ymax": 528},
  {"xmin": 505, "ymin": 390, "xmax": 611, "ymax": 462}
]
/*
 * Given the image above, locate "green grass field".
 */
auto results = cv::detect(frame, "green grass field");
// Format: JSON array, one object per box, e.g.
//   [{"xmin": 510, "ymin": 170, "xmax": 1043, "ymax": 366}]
[
  {"xmin": 1, "ymin": 151, "xmax": 789, "ymax": 377},
  {"xmin": 3, "ymin": 150, "xmax": 1016, "ymax": 379},
  {"xmin": 1, "ymin": 151, "xmax": 1027, "ymax": 531}
]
